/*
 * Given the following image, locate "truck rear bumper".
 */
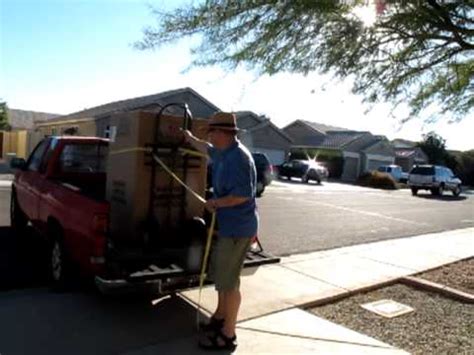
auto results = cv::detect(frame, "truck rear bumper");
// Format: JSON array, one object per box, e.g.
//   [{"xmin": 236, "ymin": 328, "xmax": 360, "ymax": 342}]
[
  {"xmin": 96, "ymin": 247, "xmax": 280, "ymax": 294},
  {"xmin": 95, "ymin": 276, "xmax": 163, "ymax": 295}
]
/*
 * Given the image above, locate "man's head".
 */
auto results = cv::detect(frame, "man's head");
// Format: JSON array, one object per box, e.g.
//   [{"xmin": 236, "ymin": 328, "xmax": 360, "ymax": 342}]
[{"xmin": 207, "ymin": 112, "xmax": 238, "ymax": 149}]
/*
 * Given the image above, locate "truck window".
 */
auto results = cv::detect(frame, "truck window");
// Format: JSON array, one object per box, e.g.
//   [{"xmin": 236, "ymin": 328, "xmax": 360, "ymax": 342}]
[
  {"xmin": 27, "ymin": 139, "xmax": 50, "ymax": 172},
  {"xmin": 410, "ymin": 166, "xmax": 434, "ymax": 175},
  {"xmin": 39, "ymin": 138, "xmax": 58, "ymax": 173},
  {"xmin": 59, "ymin": 143, "xmax": 108, "ymax": 173}
]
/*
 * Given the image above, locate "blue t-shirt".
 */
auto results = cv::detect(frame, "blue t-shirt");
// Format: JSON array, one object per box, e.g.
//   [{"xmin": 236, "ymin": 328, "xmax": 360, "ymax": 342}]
[{"xmin": 208, "ymin": 141, "xmax": 258, "ymax": 238}]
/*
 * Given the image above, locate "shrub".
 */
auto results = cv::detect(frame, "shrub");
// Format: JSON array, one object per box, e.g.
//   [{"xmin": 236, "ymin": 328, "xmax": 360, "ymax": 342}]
[{"xmin": 357, "ymin": 171, "xmax": 398, "ymax": 190}]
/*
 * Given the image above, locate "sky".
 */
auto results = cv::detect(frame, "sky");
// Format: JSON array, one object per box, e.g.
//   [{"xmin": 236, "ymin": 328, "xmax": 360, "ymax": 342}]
[{"xmin": 1, "ymin": 0, "xmax": 473, "ymax": 151}]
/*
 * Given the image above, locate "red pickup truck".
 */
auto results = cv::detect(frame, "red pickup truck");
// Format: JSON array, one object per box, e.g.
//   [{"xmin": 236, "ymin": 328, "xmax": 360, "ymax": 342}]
[{"xmin": 11, "ymin": 136, "xmax": 278, "ymax": 293}]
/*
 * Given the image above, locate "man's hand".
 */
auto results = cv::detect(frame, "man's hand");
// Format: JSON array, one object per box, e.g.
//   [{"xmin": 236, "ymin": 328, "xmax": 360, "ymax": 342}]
[
  {"xmin": 182, "ymin": 129, "xmax": 194, "ymax": 144},
  {"xmin": 181, "ymin": 129, "xmax": 210, "ymax": 155},
  {"xmin": 205, "ymin": 199, "xmax": 218, "ymax": 212}
]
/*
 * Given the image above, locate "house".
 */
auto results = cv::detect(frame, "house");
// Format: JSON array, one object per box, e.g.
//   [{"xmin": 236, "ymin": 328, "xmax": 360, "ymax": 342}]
[
  {"xmin": 35, "ymin": 87, "xmax": 221, "ymax": 137},
  {"xmin": 1, "ymin": 109, "xmax": 59, "ymax": 159},
  {"xmin": 34, "ymin": 88, "xmax": 293, "ymax": 166},
  {"xmin": 392, "ymin": 139, "xmax": 428, "ymax": 172},
  {"xmin": 235, "ymin": 111, "xmax": 293, "ymax": 165},
  {"xmin": 284, "ymin": 120, "xmax": 395, "ymax": 181},
  {"xmin": 7, "ymin": 108, "xmax": 60, "ymax": 130}
]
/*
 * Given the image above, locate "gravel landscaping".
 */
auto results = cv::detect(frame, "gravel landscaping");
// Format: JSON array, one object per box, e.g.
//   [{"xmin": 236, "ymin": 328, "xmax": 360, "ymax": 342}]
[
  {"xmin": 417, "ymin": 258, "xmax": 473, "ymax": 294},
  {"xmin": 310, "ymin": 284, "xmax": 473, "ymax": 354}
]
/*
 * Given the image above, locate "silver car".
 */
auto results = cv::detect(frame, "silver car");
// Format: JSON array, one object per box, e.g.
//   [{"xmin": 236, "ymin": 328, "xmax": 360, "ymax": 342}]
[{"xmin": 408, "ymin": 165, "xmax": 462, "ymax": 196}]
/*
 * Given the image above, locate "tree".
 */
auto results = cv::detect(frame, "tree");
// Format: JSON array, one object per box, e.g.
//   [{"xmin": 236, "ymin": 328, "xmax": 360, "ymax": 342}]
[
  {"xmin": 136, "ymin": 0, "xmax": 473, "ymax": 122},
  {"xmin": 0, "ymin": 101, "xmax": 10, "ymax": 131},
  {"xmin": 417, "ymin": 131, "xmax": 457, "ymax": 171},
  {"xmin": 458, "ymin": 150, "xmax": 474, "ymax": 186}
]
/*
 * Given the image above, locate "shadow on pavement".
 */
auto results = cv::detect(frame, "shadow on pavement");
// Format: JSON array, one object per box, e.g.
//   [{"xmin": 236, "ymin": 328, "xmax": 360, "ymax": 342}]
[
  {"xmin": 0, "ymin": 226, "xmax": 50, "ymax": 291},
  {"xmin": 275, "ymin": 177, "xmax": 325, "ymax": 186},
  {"xmin": 0, "ymin": 226, "xmax": 223, "ymax": 354},
  {"xmin": 0, "ymin": 288, "xmax": 220, "ymax": 355},
  {"xmin": 414, "ymin": 194, "xmax": 467, "ymax": 202}
]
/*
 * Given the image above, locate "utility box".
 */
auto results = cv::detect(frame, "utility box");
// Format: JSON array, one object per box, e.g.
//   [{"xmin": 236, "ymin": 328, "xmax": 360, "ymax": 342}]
[{"xmin": 106, "ymin": 110, "xmax": 209, "ymax": 247}]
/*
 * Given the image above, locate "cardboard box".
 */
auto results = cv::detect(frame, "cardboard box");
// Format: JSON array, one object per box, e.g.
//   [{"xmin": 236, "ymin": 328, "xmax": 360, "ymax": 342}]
[{"xmin": 106, "ymin": 110, "xmax": 209, "ymax": 245}]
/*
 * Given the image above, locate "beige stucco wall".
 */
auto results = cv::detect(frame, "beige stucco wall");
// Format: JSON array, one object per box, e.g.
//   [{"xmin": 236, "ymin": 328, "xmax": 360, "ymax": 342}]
[{"xmin": 1, "ymin": 130, "xmax": 29, "ymax": 159}]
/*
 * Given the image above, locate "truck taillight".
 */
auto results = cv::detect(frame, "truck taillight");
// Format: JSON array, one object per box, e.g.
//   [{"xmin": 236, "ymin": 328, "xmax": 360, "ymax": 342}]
[{"xmin": 92, "ymin": 214, "xmax": 108, "ymax": 234}]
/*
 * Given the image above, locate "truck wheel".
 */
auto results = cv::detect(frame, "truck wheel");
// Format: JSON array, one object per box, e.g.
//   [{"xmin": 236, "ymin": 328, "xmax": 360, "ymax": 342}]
[
  {"xmin": 49, "ymin": 227, "xmax": 73, "ymax": 291},
  {"xmin": 10, "ymin": 191, "xmax": 28, "ymax": 231},
  {"xmin": 453, "ymin": 185, "xmax": 461, "ymax": 197},
  {"xmin": 411, "ymin": 188, "xmax": 418, "ymax": 196},
  {"xmin": 435, "ymin": 185, "xmax": 444, "ymax": 196}
]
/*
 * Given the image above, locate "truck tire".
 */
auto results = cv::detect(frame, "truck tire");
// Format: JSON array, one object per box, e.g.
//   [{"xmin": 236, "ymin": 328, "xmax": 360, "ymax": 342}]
[
  {"xmin": 411, "ymin": 188, "xmax": 418, "ymax": 196},
  {"xmin": 10, "ymin": 191, "xmax": 28, "ymax": 231},
  {"xmin": 432, "ymin": 184, "xmax": 444, "ymax": 196},
  {"xmin": 453, "ymin": 185, "xmax": 461, "ymax": 197},
  {"xmin": 49, "ymin": 225, "xmax": 73, "ymax": 291},
  {"xmin": 256, "ymin": 183, "xmax": 265, "ymax": 197}
]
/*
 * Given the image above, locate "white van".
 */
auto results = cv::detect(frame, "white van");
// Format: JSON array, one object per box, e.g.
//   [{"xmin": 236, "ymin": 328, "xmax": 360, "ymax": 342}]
[{"xmin": 377, "ymin": 165, "xmax": 407, "ymax": 182}]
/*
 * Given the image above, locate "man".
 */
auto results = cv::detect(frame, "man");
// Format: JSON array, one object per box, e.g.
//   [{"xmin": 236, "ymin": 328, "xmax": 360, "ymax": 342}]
[{"xmin": 182, "ymin": 112, "xmax": 258, "ymax": 351}]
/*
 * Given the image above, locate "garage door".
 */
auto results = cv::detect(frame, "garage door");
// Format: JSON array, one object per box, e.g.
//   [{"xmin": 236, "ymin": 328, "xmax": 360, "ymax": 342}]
[
  {"xmin": 342, "ymin": 157, "xmax": 359, "ymax": 181},
  {"xmin": 252, "ymin": 148, "xmax": 286, "ymax": 165},
  {"xmin": 367, "ymin": 159, "xmax": 390, "ymax": 172}
]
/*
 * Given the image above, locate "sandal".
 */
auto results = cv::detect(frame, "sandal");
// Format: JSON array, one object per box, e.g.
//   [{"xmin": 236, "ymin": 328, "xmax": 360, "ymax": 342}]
[
  {"xmin": 198, "ymin": 329, "xmax": 237, "ymax": 352},
  {"xmin": 199, "ymin": 316, "xmax": 225, "ymax": 332}
]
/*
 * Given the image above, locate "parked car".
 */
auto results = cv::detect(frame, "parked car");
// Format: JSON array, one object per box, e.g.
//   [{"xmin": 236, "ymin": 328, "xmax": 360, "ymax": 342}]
[
  {"xmin": 377, "ymin": 164, "xmax": 408, "ymax": 183},
  {"xmin": 252, "ymin": 152, "xmax": 273, "ymax": 197},
  {"xmin": 408, "ymin": 165, "xmax": 462, "ymax": 196},
  {"xmin": 278, "ymin": 159, "xmax": 328, "ymax": 184}
]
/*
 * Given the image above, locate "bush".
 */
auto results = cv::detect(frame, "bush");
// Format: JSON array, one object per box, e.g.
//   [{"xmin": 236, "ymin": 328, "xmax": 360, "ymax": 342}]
[{"xmin": 357, "ymin": 171, "xmax": 398, "ymax": 190}]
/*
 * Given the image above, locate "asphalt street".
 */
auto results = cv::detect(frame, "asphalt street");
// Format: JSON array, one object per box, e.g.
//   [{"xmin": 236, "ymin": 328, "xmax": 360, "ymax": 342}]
[{"xmin": 257, "ymin": 179, "xmax": 474, "ymax": 256}]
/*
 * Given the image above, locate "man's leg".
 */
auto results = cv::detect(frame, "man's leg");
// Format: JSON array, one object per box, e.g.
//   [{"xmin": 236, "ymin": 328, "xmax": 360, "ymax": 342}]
[
  {"xmin": 222, "ymin": 289, "xmax": 241, "ymax": 337},
  {"xmin": 213, "ymin": 291, "xmax": 226, "ymax": 320}
]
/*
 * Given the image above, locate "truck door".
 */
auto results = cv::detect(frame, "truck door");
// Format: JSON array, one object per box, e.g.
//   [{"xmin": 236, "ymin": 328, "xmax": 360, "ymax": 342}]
[
  {"xmin": 35, "ymin": 138, "xmax": 60, "ymax": 232},
  {"xmin": 15, "ymin": 139, "xmax": 50, "ymax": 224}
]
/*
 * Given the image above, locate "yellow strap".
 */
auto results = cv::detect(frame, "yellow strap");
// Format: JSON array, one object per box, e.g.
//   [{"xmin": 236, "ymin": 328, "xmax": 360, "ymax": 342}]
[
  {"xmin": 178, "ymin": 147, "xmax": 207, "ymax": 158},
  {"xmin": 197, "ymin": 212, "xmax": 216, "ymax": 328},
  {"xmin": 151, "ymin": 152, "xmax": 214, "ymax": 329},
  {"xmin": 109, "ymin": 146, "xmax": 207, "ymax": 159},
  {"xmin": 109, "ymin": 147, "xmax": 151, "ymax": 155},
  {"xmin": 152, "ymin": 153, "xmax": 206, "ymax": 204},
  {"xmin": 110, "ymin": 145, "xmax": 214, "ymax": 328}
]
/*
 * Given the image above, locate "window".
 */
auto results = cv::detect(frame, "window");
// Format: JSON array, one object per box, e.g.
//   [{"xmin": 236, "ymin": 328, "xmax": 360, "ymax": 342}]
[
  {"xmin": 39, "ymin": 139, "xmax": 58, "ymax": 173},
  {"xmin": 410, "ymin": 166, "xmax": 435, "ymax": 175},
  {"xmin": 59, "ymin": 143, "xmax": 108, "ymax": 173},
  {"xmin": 27, "ymin": 139, "xmax": 50, "ymax": 172}
]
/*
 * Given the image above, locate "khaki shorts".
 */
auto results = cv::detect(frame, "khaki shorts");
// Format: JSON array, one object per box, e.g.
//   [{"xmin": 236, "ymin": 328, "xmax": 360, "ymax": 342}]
[{"xmin": 209, "ymin": 237, "xmax": 251, "ymax": 291}]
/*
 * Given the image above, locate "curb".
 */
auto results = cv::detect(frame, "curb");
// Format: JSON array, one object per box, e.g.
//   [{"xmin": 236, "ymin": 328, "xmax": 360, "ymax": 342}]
[
  {"xmin": 0, "ymin": 181, "xmax": 12, "ymax": 188},
  {"xmin": 400, "ymin": 276, "xmax": 474, "ymax": 304}
]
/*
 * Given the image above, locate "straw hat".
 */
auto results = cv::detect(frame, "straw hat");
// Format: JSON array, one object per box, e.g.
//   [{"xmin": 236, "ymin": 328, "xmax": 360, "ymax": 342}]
[{"xmin": 208, "ymin": 112, "xmax": 239, "ymax": 131}]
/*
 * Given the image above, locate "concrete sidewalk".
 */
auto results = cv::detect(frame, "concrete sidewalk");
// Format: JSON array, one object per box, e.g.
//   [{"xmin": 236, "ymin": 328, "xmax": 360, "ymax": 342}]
[{"xmin": 169, "ymin": 227, "xmax": 473, "ymax": 354}]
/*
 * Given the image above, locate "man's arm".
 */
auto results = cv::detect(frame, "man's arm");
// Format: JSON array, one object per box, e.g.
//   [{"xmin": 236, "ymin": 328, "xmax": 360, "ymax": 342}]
[
  {"xmin": 205, "ymin": 196, "xmax": 249, "ymax": 212},
  {"xmin": 182, "ymin": 130, "xmax": 211, "ymax": 155}
]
